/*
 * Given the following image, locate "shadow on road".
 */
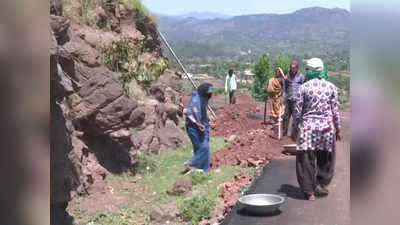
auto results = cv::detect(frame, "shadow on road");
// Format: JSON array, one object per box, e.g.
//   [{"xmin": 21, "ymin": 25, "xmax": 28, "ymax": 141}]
[
  {"xmin": 278, "ymin": 184, "xmax": 306, "ymax": 200},
  {"xmin": 237, "ymin": 208, "xmax": 282, "ymax": 217}
]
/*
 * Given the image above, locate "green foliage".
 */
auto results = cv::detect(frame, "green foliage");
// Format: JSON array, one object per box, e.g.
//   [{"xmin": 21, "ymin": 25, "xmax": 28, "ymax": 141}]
[
  {"xmin": 329, "ymin": 72, "xmax": 350, "ymax": 108},
  {"xmin": 238, "ymin": 183, "xmax": 251, "ymax": 194},
  {"xmin": 252, "ymin": 53, "xmax": 291, "ymax": 101},
  {"xmin": 252, "ymin": 54, "xmax": 272, "ymax": 101},
  {"xmin": 238, "ymin": 82, "xmax": 252, "ymax": 94},
  {"xmin": 213, "ymin": 87, "xmax": 225, "ymax": 96},
  {"xmin": 80, "ymin": 0, "xmax": 93, "ymax": 24},
  {"xmin": 136, "ymin": 152, "xmax": 158, "ymax": 174},
  {"xmin": 100, "ymin": 39, "xmax": 166, "ymax": 85},
  {"xmin": 138, "ymin": 137, "xmax": 227, "ymax": 202},
  {"xmin": 85, "ymin": 207, "xmax": 137, "ymax": 225},
  {"xmin": 190, "ymin": 171, "xmax": 212, "ymax": 186},
  {"xmin": 273, "ymin": 53, "xmax": 291, "ymax": 75},
  {"xmin": 100, "ymin": 39, "xmax": 141, "ymax": 72},
  {"xmin": 121, "ymin": 0, "xmax": 158, "ymax": 24},
  {"xmin": 63, "ymin": 0, "xmax": 101, "ymax": 26},
  {"xmin": 179, "ymin": 195, "xmax": 217, "ymax": 225}
]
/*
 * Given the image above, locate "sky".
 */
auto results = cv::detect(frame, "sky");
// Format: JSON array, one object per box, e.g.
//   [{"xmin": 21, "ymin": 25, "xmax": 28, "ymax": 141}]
[{"xmin": 141, "ymin": 0, "xmax": 350, "ymax": 16}]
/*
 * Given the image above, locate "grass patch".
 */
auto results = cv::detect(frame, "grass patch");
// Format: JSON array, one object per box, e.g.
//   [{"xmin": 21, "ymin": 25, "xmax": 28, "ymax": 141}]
[
  {"xmin": 84, "ymin": 207, "xmax": 138, "ymax": 225},
  {"xmin": 70, "ymin": 136, "xmax": 257, "ymax": 225},
  {"xmin": 238, "ymin": 82, "xmax": 253, "ymax": 94},
  {"xmin": 100, "ymin": 39, "xmax": 143, "ymax": 72},
  {"xmin": 190, "ymin": 171, "xmax": 212, "ymax": 186},
  {"xmin": 213, "ymin": 87, "xmax": 225, "ymax": 96},
  {"xmin": 136, "ymin": 152, "xmax": 158, "ymax": 174},
  {"xmin": 121, "ymin": 0, "xmax": 158, "ymax": 25},
  {"xmin": 137, "ymin": 137, "xmax": 228, "ymax": 203},
  {"xmin": 179, "ymin": 195, "xmax": 217, "ymax": 225},
  {"xmin": 210, "ymin": 137, "xmax": 226, "ymax": 153},
  {"xmin": 100, "ymin": 39, "xmax": 167, "ymax": 86}
]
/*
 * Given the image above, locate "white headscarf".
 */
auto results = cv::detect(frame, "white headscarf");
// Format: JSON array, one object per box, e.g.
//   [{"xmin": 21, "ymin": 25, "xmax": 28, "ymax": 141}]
[{"xmin": 304, "ymin": 58, "xmax": 324, "ymax": 71}]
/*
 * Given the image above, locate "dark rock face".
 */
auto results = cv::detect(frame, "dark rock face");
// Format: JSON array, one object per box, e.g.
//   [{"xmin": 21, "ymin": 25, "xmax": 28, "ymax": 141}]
[
  {"xmin": 50, "ymin": 0, "xmax": 63, "ymax": 16},
  {"xmin": 50, "ymin": 2, "xmax": 187, "ymax": 224},
  {"xmin": 51, "ymin": 15, "xmax": 70, "ymax": 45},
  {"xmin": 51, "ymin": 32, "xmax": 76, "ymax": 225}
]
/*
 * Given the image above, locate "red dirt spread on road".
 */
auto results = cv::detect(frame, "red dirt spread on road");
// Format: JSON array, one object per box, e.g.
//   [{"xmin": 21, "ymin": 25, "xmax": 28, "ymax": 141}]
[
  {"xmin": 200, "ymin": 173, "xmax": 253, "ymax": 225},
  {"xmin": 221, "ymin": 173, "xmax": 253, "ymax": 210},
  {"xmin": 210, "ymin": 94, "xmax": 294, "ymax": 169}
]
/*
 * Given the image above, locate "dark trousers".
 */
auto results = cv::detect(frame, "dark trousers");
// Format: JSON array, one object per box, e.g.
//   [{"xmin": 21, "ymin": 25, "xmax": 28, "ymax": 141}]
[
  {"xmin": 283, "ymin": 99, "xmax": 297, "ymax": 137},
  {"xmin": 296, "ymin": 148, "xmax": 336, "ymax": 195},
  {"xmin": 229, "ymin": 90, "xmax": 236, "ymax": 104}
]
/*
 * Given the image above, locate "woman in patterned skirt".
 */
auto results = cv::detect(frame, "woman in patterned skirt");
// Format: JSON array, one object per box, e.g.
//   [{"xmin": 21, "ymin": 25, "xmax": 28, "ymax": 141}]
[{"xmin": 294, "ymin": 58, "xmax": 342, "ymax": 200}]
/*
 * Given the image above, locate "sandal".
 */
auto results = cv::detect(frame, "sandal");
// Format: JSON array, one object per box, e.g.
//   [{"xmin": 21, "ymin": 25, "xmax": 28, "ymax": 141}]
[
  {"xmin": 315, "ymin": 185, "xmax": 329, "ymax": 197},
  {"xmin": 308, "ymin": 194, "xmax": 316, "ymax": 201},
  {"xmin": 305, "ymin": 193, "xmax": 316, "ymax": 201}
]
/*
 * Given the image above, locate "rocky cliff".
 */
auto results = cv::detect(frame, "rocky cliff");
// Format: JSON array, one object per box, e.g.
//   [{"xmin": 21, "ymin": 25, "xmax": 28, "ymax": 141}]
[{"xmin": 50, "ymin": 1, "xmax": 187, "ymax": 224}]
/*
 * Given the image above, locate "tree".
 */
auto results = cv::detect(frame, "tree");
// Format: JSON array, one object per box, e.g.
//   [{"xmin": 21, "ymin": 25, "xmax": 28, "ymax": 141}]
[
  {"xmin": 252, "ymin": 53, "xmax": 291, "ymax": 101},
  {"xmin": 273, "ymin": 53, "xmax": 291, "ymax": 75},
  {"xmin": 252, "ymin": 54, "xmax": 272, "ymax": 101}
]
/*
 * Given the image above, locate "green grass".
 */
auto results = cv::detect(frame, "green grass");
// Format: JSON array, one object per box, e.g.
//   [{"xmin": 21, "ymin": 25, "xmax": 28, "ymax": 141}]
[
  {"xmin": 137, "ymin": 137, "xmax": 226, "ymax": 203},
  {"xmin": 179, "ymin": 195, "xmax": 217, "ymax": 225},
  {"xmin": 100, "ymin": 39, "xmax": 166, "ymax": 86},
  {"xmin": 190, "ymin": 171, "xmax": 212, "ymax": 185},
  {"xmin": 213, "ymin": 87, "xmax": 225, "ymax": 96},
  {"xmin": 237, "ymin": 82, "xmax": 253, "ymax": 94},
  {"xmin": 137, "ymin": 150, "xmax": 254, "ymax": 223},
  {"xmin": 70, "ymin": 136, "xmax": 256, "ymax": 225},
  {"xmin": 84, "ymin": 207, "xmax": 138, "ymax": 225},
  {"xmin": 135, "ymin": 152, "xmax": 158, "ymax": 174}
]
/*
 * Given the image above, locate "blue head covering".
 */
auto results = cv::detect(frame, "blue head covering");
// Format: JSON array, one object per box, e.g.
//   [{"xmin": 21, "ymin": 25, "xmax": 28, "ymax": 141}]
[{"xmin": 197, "ymin": 83, "xmax": 213, "ymax": 123}]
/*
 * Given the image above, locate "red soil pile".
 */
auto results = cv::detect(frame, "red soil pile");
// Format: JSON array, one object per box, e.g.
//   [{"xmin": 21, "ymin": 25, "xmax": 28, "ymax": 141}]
[{"xmin": 210, "ymin": 94, "xmax": 294, "ymax": 169}]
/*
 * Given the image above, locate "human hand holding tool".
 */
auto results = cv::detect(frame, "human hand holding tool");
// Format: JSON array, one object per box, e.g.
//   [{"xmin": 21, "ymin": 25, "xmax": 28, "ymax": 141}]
[{"xmin": 196, "ymin": 122, "xmax": 206, "ymax": 132}]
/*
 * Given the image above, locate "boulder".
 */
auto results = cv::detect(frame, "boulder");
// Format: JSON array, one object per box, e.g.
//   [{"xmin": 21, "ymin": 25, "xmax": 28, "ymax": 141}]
[
  {"xmin": 129, "ymin": 107, "xmax": 146, "ymax": 127},
  {"xmin": 227, "ymin": 135, "xmax": 239, "ymax": 143},
  {"xmin": 168, "ymin": 176, "xmax": 192, "ymax": 195},
  {"xmin": 95, "ymin": 95, "xmax": 138, "ymax": 130},
  {"xmin": 64, "ymin": 40, "xmax": 101, "ymax": 67},
  {"xmin": 150, "ymin": 84, "xmax": 166, "ymax": 102},
  {"xmin": 50, "ymin": 0, "xmax": 63, "ymax": 16},
  {"xmin": 157, "ymin": 120, "xmax": 186, "ymax": 152},
  {"xmin": 156, "ymin": 103, "xmax": 180, "ymax": 126},
  {"xmin": 150, "ymin": 203, "xmax": 179, "ymax": 222},
  {"xmin": 131, "ymin": 124, "xmax": 155, "ymax": 150},
  {"xmin": 50, "ymin": 15, "xmax": 70, "ymax": 45}
]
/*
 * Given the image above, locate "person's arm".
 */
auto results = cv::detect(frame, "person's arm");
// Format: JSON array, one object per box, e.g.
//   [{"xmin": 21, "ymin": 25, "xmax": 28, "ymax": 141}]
[
  {"xmin": 186, "ymin": 95, "xmax": 205, "ymax": 132},
  {"xmin": 186, "ymin": 95, "xmax": 197, "ymax": 123},
  {"xmin": 294, "ymin": 85, "xmax": 304, "ymax": 123},
  {"xmin": 225, "ymin": 75, "xmax": 228, "ymax": 93},
  {"xmin": 331, "ymin": 87, "xmax": 341, "ymax": 138},
  {"xmin": 234, "ymin": 74, "xmax": 238, "ymax": 90},
  {"xmin": 281, "ymin": 78, "xmax": 286, "ymax": 101}
]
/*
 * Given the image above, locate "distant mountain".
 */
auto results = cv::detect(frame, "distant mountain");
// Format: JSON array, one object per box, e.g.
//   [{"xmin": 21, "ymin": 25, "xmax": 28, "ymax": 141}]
[
  {"xmin": 157, "ymin": 11, "xmax": 233, "ymax": 20},
  {"xmin": 156, "ymin": 7, "xmax": 350, "ymax": 60}
]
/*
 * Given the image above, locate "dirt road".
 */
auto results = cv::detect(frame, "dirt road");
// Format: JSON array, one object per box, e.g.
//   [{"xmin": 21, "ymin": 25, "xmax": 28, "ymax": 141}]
[{"xmin": 221, "ymin": 112, "xmax": 350, "ymax": 225}]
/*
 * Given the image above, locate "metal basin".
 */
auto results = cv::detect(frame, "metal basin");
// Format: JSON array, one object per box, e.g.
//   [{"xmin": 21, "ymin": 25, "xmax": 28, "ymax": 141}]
[
  {"xmin": 238, "ymin": 194, "xmax": 285, "ymax": 214},
  {"xmin": 283, "ymin": 144, "xmax": 298, "ymax": 155}
]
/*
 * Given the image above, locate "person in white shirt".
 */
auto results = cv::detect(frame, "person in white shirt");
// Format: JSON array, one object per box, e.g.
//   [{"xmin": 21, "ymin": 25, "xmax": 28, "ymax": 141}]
[{"xmin": 225, "ymin": 69, "xmax": 238, "ymax": 104}]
